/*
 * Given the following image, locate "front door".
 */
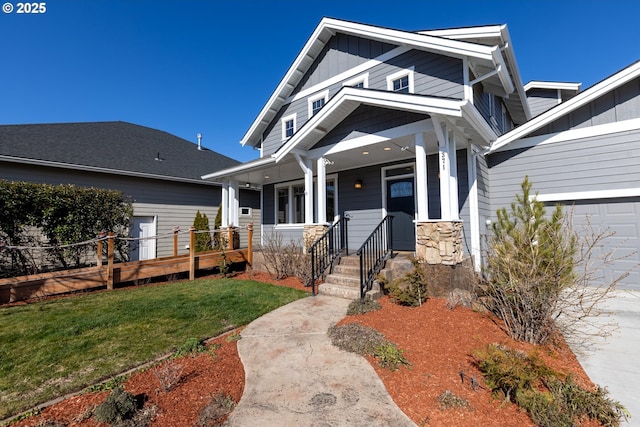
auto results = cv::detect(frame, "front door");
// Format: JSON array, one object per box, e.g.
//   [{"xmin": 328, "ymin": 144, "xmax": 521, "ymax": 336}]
[
  {"xmin": 386, "ymin": 178, "xmax": 416, "ymax": 251},
  {"xmin": 131, "ymin": 216, "xmax": 156, "ymax": 260}
]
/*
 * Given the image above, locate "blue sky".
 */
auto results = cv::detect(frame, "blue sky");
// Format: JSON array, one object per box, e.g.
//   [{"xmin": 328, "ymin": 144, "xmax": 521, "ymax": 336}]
[{"xmin": 2, "ymin": 0, "xmax": 639, "ymax": 163}]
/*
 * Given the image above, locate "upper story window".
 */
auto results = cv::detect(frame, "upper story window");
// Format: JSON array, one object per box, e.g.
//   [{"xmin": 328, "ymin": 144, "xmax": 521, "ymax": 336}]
[
  {"xmin": 281, "ymin": 113, "xmax": 296, "ymax": 140},
  {"xmin": 386, "ymin": 67, "xmax": 415, "ymax": 94},
  {"xmin": 308, "ymin": 90, "xmax": 329, "ymax": 118},
  {"xmin": 344, "ymin": 73, "xmax": 369, "ymax": 89}
]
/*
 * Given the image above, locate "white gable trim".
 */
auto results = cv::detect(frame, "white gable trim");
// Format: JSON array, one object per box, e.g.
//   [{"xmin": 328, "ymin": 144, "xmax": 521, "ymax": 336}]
[
  {"xmin": 524, "ymin": 81, "xmax": 581, "ymax": 92},
  {"xmin": 274, "ymin": 87, "xmax": 467, "ymax": 163},
  {"xmin": 241, "ymin": 18, "xmax": 513, "ymax": 148},
  {"xmin": 491, "ymin": 61, "xmax": 640, "ymax": 152},
  {"xmin": 288, "ymin": 47, "xmax": 408, "ymax": 104},
  {"xmin": 533, "ymin": 188, "xmax": 640, "ymax": 203},
  {"xmin": 491, "ymin": 118, "xmax": 640, "ymax": 153}
]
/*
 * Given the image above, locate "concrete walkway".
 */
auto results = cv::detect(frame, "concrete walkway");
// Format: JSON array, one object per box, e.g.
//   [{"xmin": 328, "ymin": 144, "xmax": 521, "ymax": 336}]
[
  {"xmin": 574, "ymin": 290, "xmax": 640, "ymax": 426},
  {"xmin": 223, "ymin": 295, "xmax": 416, "ymax": 427}
]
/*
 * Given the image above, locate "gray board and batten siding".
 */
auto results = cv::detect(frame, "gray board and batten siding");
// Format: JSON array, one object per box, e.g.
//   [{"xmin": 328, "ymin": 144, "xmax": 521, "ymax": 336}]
[
  {"xmin": 0, "ymin": 162, "xmax": 261, "ymax": 258},
  {"xmin": 526, "ymin": 88, "xmax": 562, "ymax": 118},
  {"xmin": 260, "ymin": 33, "xmax": 464, "ymax": 156},
  {"xmin": 487, "ymin": 129, "xmax": 640, "ymax": 290},
  {"xmin": 262, "ymin": 152, "xmax": 476, "ymax": 254},
  {"xmin": 529, "ymin": 77, "xmax": 640, "ymax": 137}
]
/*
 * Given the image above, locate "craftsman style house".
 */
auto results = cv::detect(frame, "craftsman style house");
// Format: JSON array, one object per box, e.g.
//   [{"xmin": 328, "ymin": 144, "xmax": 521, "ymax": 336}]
[{"xmin": 205, "ymin": 18, "xmax": 640, "ymax": 292}]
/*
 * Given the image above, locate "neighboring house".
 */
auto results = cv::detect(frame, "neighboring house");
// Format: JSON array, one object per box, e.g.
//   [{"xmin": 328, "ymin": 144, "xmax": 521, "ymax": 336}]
[
  {"xmin": 0, "ymin": 121, "xmax": 260, "ymax": 260},
  {"xmin": 489, "ymin": 61, "xmax": 640, "ymax": 290},
  {"xmin": 203, "ymin": 18, "xmax": 639, "ymax": 291}
]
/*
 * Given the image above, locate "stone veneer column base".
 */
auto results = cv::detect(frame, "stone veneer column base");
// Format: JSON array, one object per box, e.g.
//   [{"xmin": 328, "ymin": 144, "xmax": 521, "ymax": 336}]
[
  {"xmin": 415, "ymin": 221, "xmax": 464, "ymax": 265},
  {"xmin": 303, "ymin": 224, "xmax": 329, "ymax": 254}
]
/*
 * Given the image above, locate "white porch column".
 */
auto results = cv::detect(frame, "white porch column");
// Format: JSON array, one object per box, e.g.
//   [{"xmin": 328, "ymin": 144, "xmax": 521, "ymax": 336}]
[
  {"xmin": 467, "ymin": 143, "xmax": 481, "ymax": 271},
  {"xmin": 317, "ymin": 157, "xmax": 327, "ymax": 224},
  {"xmin": 434, "ymin": 121, "xmax": 452, "ymax": 220},
  {"xmin": 228, "ymin": 179, "xmax": 239, "ymax": 226},
  {"xmin": 294, "ymin": 153, "xmax": 314, "ymax": 225},
  {"xmin": 221, "ymin": 180, "xmax": 229, "ymax": 227},
  {"xmin": 448, "ymin": 132, "xmax": 459, "ymax": 220},
  {"xmin": 304, "ymin": 159, "xmax": 313, "ymax": 224},
  {"xmin": 414, "ymin": 132, "xmax": 429, "ymax": 221}
]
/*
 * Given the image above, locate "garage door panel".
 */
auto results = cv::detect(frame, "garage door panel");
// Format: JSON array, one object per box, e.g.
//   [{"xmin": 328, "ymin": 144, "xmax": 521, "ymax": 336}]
[{"xmin": 552, "ymin": 199, "xmax": 640, "ymax": 290}]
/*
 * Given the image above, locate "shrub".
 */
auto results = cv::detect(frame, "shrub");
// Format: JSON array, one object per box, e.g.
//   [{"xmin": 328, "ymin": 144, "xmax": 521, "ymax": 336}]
[
  {"xmin": 198, "ymin": 392, "xmax": 236, "ymax": 426},
  {"xmin": 437, "ymin": 390, "xmax": 470, "ymax": 410},
  {"xmin": 484, "ymin": 177, "xmax": 625, "ymax": 350},
  {"xmin": 474, "ymin": 344, "xmax": 628, "ymax": 426},
  {"xmin": 328, "ymin": 323, "xmax": 410, "ymax": 371},
  {"xmin": 373, "ymin": 342, "xmax": 410, "ymax": 371},
  {"xmin": 193, "ymin": 210, "xmax": 213, "ymax": 253},
  {"xmin": 386, "ymin": 258, "xmax": 428, "ymax": 307},
  {"xmin": 93, "ymin": 386, "xmax": 137, "ymax": 424},
  {"xmin": 259, "ymin": 231, "xmax": 310, "ymax": 283},
  {"xmin": 346, "ymin": 298, "xmax": 381, "ymax": 315},
  {"xmin": 152, "ymin": 359, "xmax": 184, "ymax": 393},
  {"xmin": 174, "ymin": 337, "xmax": 207, "ymax": 357}
]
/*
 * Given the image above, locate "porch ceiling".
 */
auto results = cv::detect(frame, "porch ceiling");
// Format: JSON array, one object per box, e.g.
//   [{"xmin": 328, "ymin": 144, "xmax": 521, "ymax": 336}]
[{"xmin": 227, "ymin": 131, "xmax": 442, "ymax": 187}]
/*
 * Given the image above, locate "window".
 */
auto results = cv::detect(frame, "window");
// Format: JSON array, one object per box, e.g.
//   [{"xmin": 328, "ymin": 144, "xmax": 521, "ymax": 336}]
[
  {"xmin": 281, "ymin": 113, "xmax": 296, "ymax": 140},
  {"xmin": 240, "ymin": 207, "xmax": 252, "ymax": 216},
  {"xmin": 307, "ymin": 90, "xmax": 329, "ymax": 118},
  {"xmin": 277, "ymin": 188, "xmax": 289, "ymax": 224},
  {"xmin": 386, "ymin": 67, "xmax": 415, "ymax": 93},
  {"xmin": 293, "ymin": 185, "xmax": 305, "ymax": 223},
  {"xmin": 343, "ymin": 73, "xmax": 369, "ymax": 89}
]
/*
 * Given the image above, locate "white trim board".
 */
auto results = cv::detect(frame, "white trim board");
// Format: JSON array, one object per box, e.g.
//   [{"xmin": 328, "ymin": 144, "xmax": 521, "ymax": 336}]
[
  {"xmin": 533, "ymin": 188, "xmax": 640, "ymax": 203},
  {"xmin": 490, "ymin": 118, "xmax": 640, "ymax": 153}
]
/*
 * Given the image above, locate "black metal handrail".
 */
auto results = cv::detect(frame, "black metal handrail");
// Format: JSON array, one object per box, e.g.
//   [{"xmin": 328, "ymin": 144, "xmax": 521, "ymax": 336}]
[
  {"xmin": 356, "ymin": 215, "xmax": 393, "ymax": 299},
  {"xmin": 309, "ymin": 216, "xmax": 349, "ymax": 295}
]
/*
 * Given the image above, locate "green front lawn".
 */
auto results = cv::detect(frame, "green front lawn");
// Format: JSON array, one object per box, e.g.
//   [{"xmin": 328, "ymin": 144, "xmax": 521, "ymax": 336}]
[{"xmin": 0, "ymin": 278, "xmax": 308, "ymax": 419}]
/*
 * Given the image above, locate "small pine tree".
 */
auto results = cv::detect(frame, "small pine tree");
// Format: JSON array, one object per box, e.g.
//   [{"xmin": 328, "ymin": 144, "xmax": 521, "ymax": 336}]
[
  {"xmin": 193, "ymin": 210, "xmax": 213, "ymax": 253},
  {"xmin": 213, "ymin": 205, "xmax": 223, "ymax": 250},
  {"xmin": 485, "ymin": 177, "xmax": 577, "ymax": 344}
]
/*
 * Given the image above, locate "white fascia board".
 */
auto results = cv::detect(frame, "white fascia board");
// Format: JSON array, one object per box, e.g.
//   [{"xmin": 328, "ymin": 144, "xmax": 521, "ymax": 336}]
[
  {"xmin": 497, "ymin": 25, "xmax": 532, "ymax": 120},
  {"xmin": 201, "ymin": 156, "xmax": 275, "ymax": 180},
  {"xmin": 532, "ymin": 188, "xmax": 640, "ymax": 203},
  {"xmin": 490, "ymin": 46, "xmax": 514, "ymax": 95},
  {"xmin": 241, "ymin": 18, "xmax": 501, "ymax": 148},
  {"xmin": 490, "ymin": 117, "xmax": 640, "ymax": 153},
  {"xmin": 419, "ymin": 25, "xmax": 505, "ymax": 40},
  {"xmin": 0, "ymin": 155, "xmax": 221, "ymax": 186},
  {"xmin": 460, "ymin": 100, "xmax": 499, "ymax": 144},
  {"xmin": 491, "ymin": 61, "xmax": 640, "ymax": 153},
  {"xmin": 524, "ymin": 81, "xmax": 582, "ymax": 91},
  {"xmin": 239, "ymin": 18, "xmax": 335, "ymax": 147},
  {"xmin": 274, "ymin": 88, "xmax": 464, "ymax": 163}
]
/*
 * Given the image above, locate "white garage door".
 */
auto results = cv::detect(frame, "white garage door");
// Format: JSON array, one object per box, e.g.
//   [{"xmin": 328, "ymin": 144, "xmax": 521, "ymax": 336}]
[{"xmin": 562, "ymin": 198, "xmax": 640, "ymax": 291}]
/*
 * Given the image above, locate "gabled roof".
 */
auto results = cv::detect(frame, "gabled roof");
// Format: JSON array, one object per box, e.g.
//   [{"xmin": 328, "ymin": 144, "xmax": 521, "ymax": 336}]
[
  {"xmin": 490, "ymin": 60, "xmax": 640, "ymax": 153},
  {"xmin": 420, "ymin": 24, "xmax": 531, "ymax": 124},
  {"xmin": 0, "ymin": 121, "xmax": 239, "ymax": 184},
  {"xmin": 240, "ymin": 17, "xmax": 514, "ymax": 149}
]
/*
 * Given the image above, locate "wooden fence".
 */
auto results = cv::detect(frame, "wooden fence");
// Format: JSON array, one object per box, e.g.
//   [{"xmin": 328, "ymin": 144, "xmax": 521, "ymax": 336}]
[{"xmin": 0, "ymin": 225, "xmax": 253, "ymax": 304}]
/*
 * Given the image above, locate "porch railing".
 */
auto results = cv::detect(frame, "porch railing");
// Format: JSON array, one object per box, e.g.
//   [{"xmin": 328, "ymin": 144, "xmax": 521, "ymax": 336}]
[
  {"xmin": 356, "ymin": 215, "xmax": 393, "ymax": 299},
  {"xmin": 309, "ymin": 216, "xmax": 349, "ymax": 296}
]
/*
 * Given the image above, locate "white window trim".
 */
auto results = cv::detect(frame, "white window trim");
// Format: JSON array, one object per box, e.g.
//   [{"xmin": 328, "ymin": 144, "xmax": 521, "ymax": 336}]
[
  {"xmin": 343, "ymin": 73, "xmax": 369, "ymax": 89},
  {"xmin": 386, "ymin": 66, "xmax": 415, "ymax": 93},
  {"xmin": 307, "ymin": 90, "xmax": 329, "ymax": 119},
  {"xmin": 281, "ymin": 113, "xmax": 297, "ymax": 141},
  {"xmin": 239, "ymin": 207, "xmax": 252, "ymax": 217},
  {"xmin": 275, "ymin": 176, "xmax": 339, "ymax": 226}
]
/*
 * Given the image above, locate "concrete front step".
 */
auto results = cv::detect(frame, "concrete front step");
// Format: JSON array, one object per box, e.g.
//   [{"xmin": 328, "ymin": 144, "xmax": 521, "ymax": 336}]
[
  {"xmin": 324, "ymin": 273, "xmax": 360, "ymax": 287},
  {"xmin": 332, "ymin": 264, "xmax": 360, "ymax": 276},
  {"xmin": 318, "ymin": 281, "xmax": 382, "ymax": 300}
]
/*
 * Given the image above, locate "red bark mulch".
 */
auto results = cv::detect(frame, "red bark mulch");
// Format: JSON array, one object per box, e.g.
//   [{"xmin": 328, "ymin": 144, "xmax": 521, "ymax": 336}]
[{"xmin": 12, "ymin": 272, "xmax": 597, "ymax": 427}]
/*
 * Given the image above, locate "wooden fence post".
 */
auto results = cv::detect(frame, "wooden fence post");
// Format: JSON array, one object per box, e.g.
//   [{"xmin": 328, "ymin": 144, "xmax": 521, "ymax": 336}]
[
  {"xmin": 107, "ymin": 232, "xmax": 114, "ymax": 290},
  {"xmin": 173, "ymin": 227, "xmax": 179, "ymax": 257},
  {"xmin": 227, "ymin": 226, "xmax": 233, "ymax": 251},
  {"xmin": 247, "ymin": 223, "xmax": 253, "ymax": 266},
  {"xmin": 97, "ymin": 236, "xmax": 103, "ymax": 268},
  {"xmin": 189, "ymin": 226, "xmax": 195, "ymax": 281}
]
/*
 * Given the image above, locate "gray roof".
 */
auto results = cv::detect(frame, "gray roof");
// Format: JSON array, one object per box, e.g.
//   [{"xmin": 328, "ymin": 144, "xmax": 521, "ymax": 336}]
[{"xmin": 0, "ymin": 121, "xmax": 239, "ymax": 183}]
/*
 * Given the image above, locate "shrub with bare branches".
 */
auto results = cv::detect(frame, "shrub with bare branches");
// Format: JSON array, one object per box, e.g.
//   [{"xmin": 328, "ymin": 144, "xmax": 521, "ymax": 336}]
[
  {"xmin": 483, "ymin": 177, "xmax": 634, "ymax": 352},
  {"xmin": 259, "ymin": 231, "xmax": 311, "ymax": 283}
]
